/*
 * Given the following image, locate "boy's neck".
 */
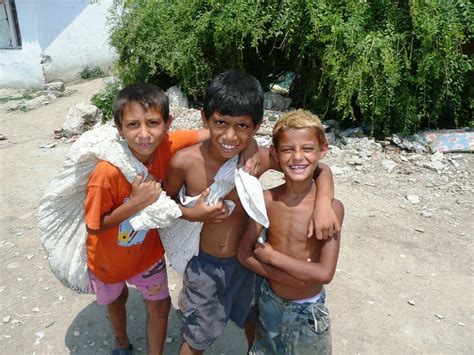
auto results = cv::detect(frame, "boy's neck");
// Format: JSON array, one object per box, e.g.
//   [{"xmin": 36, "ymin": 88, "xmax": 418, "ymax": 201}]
[
  {"xmin": 282, "ymin": 178, "xmax": 315, "ymax": 201},
  {"xmin": 204, "ymin": 139, "xmax": 236, "ymax": 166}
]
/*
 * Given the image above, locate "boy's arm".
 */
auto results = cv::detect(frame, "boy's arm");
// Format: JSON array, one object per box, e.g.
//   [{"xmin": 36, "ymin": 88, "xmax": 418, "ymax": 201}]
[
  {"xmin": 310, "ymin": 163, "xmax": 340, "ymax": 240},
  {"xmin": 86, "ymin": 175, "xmax": 162, "ymax": 233},
  {"xmin": 237, "ymin": 207, "xmax": 308, "ymax": 288},
  {"xmin": 196, "ymin": 128, "xmax": 209, "ymax": 142},
  {"xmin": 254, "ymin": 200, "xmax": 344, "ymax": 283},
  {"xmin": 165, "ymin": 152, "xmax": 228, "ymax": 223}
]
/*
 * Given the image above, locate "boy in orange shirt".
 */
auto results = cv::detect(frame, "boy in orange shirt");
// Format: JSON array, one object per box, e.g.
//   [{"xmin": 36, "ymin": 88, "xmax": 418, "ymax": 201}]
[{"xmin": 85, "ymin": 84, "xmax": 230, "ymax": 354}]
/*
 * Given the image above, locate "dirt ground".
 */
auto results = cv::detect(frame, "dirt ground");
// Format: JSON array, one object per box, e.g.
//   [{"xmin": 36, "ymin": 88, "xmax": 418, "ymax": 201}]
[{"xmin": 0, "ymin": 79, "xmax": 472, "ymax": 354}]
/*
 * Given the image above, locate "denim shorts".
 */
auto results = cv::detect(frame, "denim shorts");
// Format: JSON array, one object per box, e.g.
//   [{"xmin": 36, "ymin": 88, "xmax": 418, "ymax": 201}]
[
  {"xmin": 250, "ymin": 280, "xmax": 332, "ymax": 355},
  {"xmin": 178, "ymin": 251, "xmax": 261, "ymax": 351}
]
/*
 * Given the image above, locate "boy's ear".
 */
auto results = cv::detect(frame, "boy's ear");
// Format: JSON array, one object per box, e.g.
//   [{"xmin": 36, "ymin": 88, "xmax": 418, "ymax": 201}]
[
  {"xmin": 117, "ymin": 125, "xmax": 124, "ymax": 138},
  {"xmin": 270, "ymin": 145, "xmax": 279, "ymax": 163},
  {"xmin": 165, "ymin": 115, "xmax": 173, "ymax": 132},
  {"xmin": 200, "ymin": 110, "xmax": 209, "ymax": 128},
  {"xmin": 320, "ymin": 143, "xmax": 329, "ymax": 159}
]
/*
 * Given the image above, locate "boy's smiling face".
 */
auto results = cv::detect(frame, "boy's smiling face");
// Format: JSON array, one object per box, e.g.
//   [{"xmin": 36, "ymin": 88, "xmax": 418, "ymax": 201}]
[
  {"xmin": 203, "ymin": 111, "xmax": 259, "ymax": 161},
  {"xmin": 272, "ymin": 127, "xmax": 328, "ymax": 182},
  {"xmin": 118, "ymin": 102, "xmax": 170, "ymax": 164}
]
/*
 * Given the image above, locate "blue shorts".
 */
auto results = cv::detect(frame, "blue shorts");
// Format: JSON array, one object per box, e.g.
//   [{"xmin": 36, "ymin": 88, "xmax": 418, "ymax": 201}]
[
  {"xmin": 250, "ymin": 280, "xmax": 332, "ymax": 355},
  {"xmin": 178, "ymin": 250, "xmax": 261, "ymax": 350}
]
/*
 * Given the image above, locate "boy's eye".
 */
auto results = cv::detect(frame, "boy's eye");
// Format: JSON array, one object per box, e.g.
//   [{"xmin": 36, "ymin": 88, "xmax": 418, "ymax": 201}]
[
  {"xmin": 238, "ymin": 123, "xmax": 249, "ymax": 129},
  {"xmin": 148, "ymin": 120, "xmax": 160, "ymax": 126},
  {"xmin": 127, "ymin": 122, "xmax": 139, "ymax": 128},
  {"xmin": 215, "ymin": 120, "xmax": 226, "ymax": 126}
]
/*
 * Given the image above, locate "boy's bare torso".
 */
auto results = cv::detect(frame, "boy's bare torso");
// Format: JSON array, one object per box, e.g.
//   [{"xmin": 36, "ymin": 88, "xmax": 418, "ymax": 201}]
[
  {"xmin": 266, "ymin": 183, "xmax": 323, "ymax": 300},
  {"xmin": 180, "ymin": 142, "xmax": 250, "ymax": 257}
]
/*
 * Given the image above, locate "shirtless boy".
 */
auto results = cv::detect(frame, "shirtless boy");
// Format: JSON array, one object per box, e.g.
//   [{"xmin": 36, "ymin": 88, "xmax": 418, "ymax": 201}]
[
  {"xmin": 238, "ymin": 109, "xmax": 345, "ymax": 354},
  {"xmin": 165, "ymin": 72, "xmax": 338, "ymax": 354}
]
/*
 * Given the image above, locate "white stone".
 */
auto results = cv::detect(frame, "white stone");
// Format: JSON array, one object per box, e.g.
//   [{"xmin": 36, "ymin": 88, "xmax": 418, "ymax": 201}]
[
  {"xmin": 62, "ymin": 103, "xmax": 102, "ymax": 136},
  {"xmin": 382, "ymin": 159, "xmax": 396, "ymax": 173},
  {"xmin": 420, "ymin": 210, "xmax": 433, "ymax": 218},
  {"xmin": 166, "ymin": 86, "xmax": 188, "ymax": 108},
  {"xmin": 406, "ymin": 195, "xmax": 420, "ymax": 204},
  {"xmin": 2, "ymin": 316, "xmax": 11, "ymax": 323}
]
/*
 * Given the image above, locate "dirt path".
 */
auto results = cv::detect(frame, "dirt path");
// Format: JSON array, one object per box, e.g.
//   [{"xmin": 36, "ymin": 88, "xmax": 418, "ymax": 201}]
[{"xmin": 0, "ymin": 79, "xmax": 472, "ymax": 354}]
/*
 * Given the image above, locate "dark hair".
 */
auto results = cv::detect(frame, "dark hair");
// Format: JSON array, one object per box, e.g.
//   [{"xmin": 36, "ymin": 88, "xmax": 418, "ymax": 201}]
[
  {"xmin": 113, "ymin": 83, "xmax": 169, "ymax": 127},
  {"xmin": 203, "ymin": 70, "xmax": 264, "ymax": 126}
]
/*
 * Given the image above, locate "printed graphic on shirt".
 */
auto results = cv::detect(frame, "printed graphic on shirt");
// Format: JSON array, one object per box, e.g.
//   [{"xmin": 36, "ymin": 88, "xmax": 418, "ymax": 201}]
[{"xmin": 117, "ymin": 197, "xmax": 148, "ymax": 247}]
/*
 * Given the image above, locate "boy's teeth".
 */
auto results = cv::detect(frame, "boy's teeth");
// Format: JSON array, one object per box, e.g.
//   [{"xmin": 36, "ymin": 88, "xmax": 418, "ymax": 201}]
[
  {"xmin": 222, "ymin": 144, "xmax": 236, "ymax": 150},
  {"xmin": 290, "ymin": 165, "xmax": 306, "ymax": 170}
]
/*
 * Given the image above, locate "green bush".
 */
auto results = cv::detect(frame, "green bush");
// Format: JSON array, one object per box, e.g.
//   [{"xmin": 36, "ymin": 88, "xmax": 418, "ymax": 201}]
[
  {"xmin": 80, "ymin": 66, "xmax": 105, "ymax": 80},
  {"xmin": 91, "ymin": 80, "xmax": 121, "ymax": 122},
  {"xmin": 109, "ymin": 0, "xmax": 472, "ymax": 135}
]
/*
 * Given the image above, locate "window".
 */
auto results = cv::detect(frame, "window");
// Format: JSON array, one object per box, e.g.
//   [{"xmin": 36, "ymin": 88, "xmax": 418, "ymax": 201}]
[{"xmin": 0, "ymin": 0, "xmax": 21, "ymax": 49}]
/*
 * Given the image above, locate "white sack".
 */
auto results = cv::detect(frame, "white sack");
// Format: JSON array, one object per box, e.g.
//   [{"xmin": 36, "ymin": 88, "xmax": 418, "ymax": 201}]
[{"xmin": 37, "ymin": 125, "xmax": 181, "ymax": 293}]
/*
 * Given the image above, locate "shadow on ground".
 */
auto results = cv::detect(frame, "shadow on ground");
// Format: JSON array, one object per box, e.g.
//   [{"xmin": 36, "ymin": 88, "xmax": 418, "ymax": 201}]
[{"xmin": 65, "ymin": 288, "xmax": 247, "ymax": 354}]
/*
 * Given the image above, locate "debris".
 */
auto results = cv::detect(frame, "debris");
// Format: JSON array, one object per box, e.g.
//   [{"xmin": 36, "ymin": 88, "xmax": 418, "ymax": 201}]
[
  {"xmin": 34, "ymin": 331, "xmax": 45, "ymax": 345},
  {"xmin": 2, "ymin": 316, "xmax": 11, "ymax": 323},
  {"xmin": 407, "ymin": 300, "xmax": 415, "ymax": 306},
  {"xmin": 425, "ymin": 130, "xmax": 474, "ymax": 153},
  {"xmin": 382, "ymin": 159, "xmax": 396, "ymax": 173},
  {"xmin": 420, "ymin": 210, "xmax": 433, "ymax": 218},
  {"xmin": 414, "ymin": 228, "xmax": 425, "ymax": 233},
  {"xmin": 458, "ymin": 322, "xmax": 466, "ymax": 326},
  {"xmin": 54, "ymin": 129, "xmax": 63, "ymax": 139},
  {"xmin": 165, "ymin": 337, "xmax": 173, "ymax": 343},
  {"xmin": 435, "ymin": 313, "xmax": 445, "ymax": 320},
  {"xmin": 0, "ymin": 133, "xmax": 7, "ymax": 141},
  {"xmin": 26, "ymin": 255, "xmax": 34, "ymax": 260},
  {"xmin": 406, "ymin": 195, "xmax": 420, "ymax": 204},
  {"xmin": 73, "ymin": 330, "xmax": 80, "ymax": 337},
  {"xmin": 263, "ymin": 92, "xmax": 291, "ymax": 111},
  {"xmin": 166, "ymin": 86, "xmax": 188, "ymax": 108},
  {"xmin": 32, "ymin": 307, "xmax": 40, "ymax": 313}
]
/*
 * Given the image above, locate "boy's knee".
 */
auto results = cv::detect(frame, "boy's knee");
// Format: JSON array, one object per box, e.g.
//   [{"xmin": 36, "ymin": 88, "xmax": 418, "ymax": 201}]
[{"xmin": 146, "ymin": 296, "xmax": 171, "ymax": 318}]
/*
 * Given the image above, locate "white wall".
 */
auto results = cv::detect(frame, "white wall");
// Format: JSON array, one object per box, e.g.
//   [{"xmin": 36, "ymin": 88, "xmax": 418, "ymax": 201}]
[{"xmin": 0, "ymin": 0, "xmax": 117, "ymax": 88}]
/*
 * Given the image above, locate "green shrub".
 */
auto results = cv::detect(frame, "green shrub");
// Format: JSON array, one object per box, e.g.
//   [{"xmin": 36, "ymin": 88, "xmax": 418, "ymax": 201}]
[
  {"xmin": 91, "ymin": 80, "xmax": 121, "ymax": 122},
  {"xmin": 109, "ymin": 0, "xmax": 472, "ymax": 135},
  {"xmin": 80, "ymin": 66, "xmax": 105, "ymax": 80}
]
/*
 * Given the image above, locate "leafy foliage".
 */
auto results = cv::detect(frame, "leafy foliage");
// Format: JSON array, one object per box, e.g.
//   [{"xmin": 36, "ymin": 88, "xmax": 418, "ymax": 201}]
[
  {"xmin": 80, "ymin": 66, "xmax": 105, "ymax": 80},
  {"xmin": 108, "ymin": 0, "xmax": 472, "ymax": 135},
  {"xmin": 91, "ymin": 80, "xmax": 121, "ymax": 122}
]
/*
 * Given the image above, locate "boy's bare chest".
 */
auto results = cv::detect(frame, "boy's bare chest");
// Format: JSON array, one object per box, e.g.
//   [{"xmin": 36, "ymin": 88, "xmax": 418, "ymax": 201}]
[{"xmin": 267, "ymin": 201, "xmax": 314, "ymax": 251}]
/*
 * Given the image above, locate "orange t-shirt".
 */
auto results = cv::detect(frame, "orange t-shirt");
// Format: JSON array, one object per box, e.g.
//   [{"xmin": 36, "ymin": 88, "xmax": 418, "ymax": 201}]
[{"xmin": 85, "ymin": 130, "xmax": 199, "ymax": 283}]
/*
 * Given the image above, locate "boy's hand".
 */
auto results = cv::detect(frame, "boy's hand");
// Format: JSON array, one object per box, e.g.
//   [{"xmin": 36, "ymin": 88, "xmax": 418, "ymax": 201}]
[
  {"xmin": 254, "ymin": 242, "xmax": 274, "ymax": 264},
  {"xmin": 130, "ymin": 174, "xmax": 162, "ymax": 209},
  {"xmin": 187, "ymin": 188, "xmax": 229, "ymax": 223},
  {"xmin": 238, "ymin": 138, "xmax": 260, "ymax": 176},
  {"xmin": 308, "ymin": 198, "xmax": 340, "ymax": 240}
]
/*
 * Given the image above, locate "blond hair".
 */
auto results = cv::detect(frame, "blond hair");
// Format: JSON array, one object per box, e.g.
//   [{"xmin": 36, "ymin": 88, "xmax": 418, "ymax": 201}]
[{"xmin": 272, "ymin": 109, "xmax": 327, "ymax": 148}]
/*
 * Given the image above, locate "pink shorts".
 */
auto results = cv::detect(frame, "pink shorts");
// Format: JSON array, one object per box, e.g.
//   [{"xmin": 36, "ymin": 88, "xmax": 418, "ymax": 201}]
[{"xmin": 89, "ymin": 258, "xmax": 170, "ymax": 305}]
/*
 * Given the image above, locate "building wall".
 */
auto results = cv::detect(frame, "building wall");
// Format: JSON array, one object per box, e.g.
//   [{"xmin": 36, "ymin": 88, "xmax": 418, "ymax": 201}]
[{"xmin": 0, "ymin": 0, "xmax": 117, "ymax": 88}]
